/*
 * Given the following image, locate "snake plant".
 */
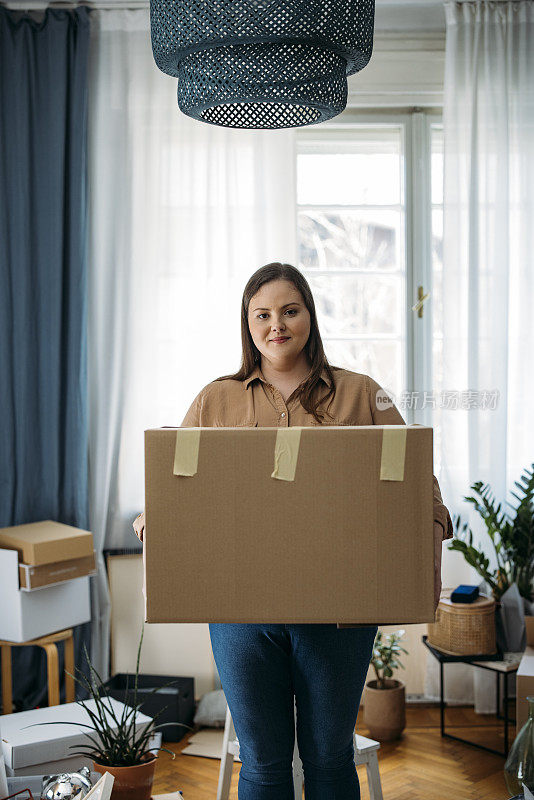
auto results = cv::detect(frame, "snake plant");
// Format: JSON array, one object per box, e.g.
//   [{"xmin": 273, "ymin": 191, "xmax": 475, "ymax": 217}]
[{"xmin": 24, "ymin": 625, "xmax": 191, "ymax": 766}]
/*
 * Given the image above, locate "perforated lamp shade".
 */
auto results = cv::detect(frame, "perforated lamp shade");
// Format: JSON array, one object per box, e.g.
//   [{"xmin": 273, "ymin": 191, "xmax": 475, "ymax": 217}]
[{"xmin": 150, "ymin": 0, "xmax": 376, "ymax": 129}]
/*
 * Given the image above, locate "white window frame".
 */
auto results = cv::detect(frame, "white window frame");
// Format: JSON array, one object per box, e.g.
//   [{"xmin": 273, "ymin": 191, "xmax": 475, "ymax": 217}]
[{"xmin": 294, "ymin": 107, "xmax": 443, "ymax": 425}]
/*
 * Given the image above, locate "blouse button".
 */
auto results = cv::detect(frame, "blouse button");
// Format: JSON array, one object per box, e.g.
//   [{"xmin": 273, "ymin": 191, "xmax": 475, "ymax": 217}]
[{"xmin": 281, "ymin": 412, "xmax": 286, "ymax": 418}]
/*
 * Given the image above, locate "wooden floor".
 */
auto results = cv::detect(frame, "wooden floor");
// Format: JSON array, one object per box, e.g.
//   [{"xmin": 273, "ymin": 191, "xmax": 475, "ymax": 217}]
[{"xmin": 152, "ymin": 703, "xmax": 515, "ymax": 800}]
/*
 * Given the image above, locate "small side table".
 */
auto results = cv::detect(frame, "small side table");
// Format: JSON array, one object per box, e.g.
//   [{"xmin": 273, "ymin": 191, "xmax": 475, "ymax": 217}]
[
  {"xmin": 0, "ymin": 628, "xmax": 75, "ymax": 713},
  {"xmin": 422, "ymin": 634, "xmax": 522, "ymax": 757}
]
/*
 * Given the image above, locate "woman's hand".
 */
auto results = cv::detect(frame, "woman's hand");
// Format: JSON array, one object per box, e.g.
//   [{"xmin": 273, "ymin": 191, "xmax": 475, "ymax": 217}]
[
  {"xmin": 133, "ymin": 511, "xmax": 145, "ymax": 543},
  {"xmin": 434, "ymin": 520, "xmax": 444, "ymax": 613}
]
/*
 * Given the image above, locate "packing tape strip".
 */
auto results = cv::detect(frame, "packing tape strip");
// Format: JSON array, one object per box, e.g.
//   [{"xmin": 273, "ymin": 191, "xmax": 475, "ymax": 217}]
[
  {"xmin": 271, "ymin": 428, "xmax": 303, "ymax": 482},
  {"xmin": 380, "ymin": 427, "xmax": 407, "ymax": 481},
  {"xmin": 173, "ymin": 429, "xmax": 201, "ymax": 476},
  {"xmin": 172, "ymin": 426, "xmax": 405, "ymax": 482}
]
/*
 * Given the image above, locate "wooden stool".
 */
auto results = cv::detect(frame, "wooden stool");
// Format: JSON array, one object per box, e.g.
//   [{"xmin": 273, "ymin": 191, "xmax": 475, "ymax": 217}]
[{"xmin": 0, "ymin": 628, "xmax": 75, "ymax": 714}]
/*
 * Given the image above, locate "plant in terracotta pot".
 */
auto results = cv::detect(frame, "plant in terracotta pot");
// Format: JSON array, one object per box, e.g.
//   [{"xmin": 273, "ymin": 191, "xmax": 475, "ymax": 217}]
[
  {"xmin": 363, "ymin": 628, "xmax": 408, "ymax": 742},
  {"xmin": 27, "ymin": 626, "xmax": 192, "ymax": 800}
]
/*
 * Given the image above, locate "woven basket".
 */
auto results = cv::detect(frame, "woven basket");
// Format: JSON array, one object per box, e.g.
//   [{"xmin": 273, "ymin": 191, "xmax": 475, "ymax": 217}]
[{"xmin": 427, "ymin": 592, "xmax": 497, "ymax": 656}]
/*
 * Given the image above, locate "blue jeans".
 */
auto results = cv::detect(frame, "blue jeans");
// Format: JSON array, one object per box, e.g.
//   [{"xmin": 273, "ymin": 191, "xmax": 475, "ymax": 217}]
[{"xmin": 209, "ymin": 623, "xmax": 378, "ymax": 800}]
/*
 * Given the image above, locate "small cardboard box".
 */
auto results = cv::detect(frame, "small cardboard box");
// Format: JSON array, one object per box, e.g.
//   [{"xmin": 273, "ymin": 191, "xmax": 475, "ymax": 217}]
[
  {"xmin": 144, "ymin": 425, "xmax": 435, "ymax": 625},
  {"xmin": 0, "ymin": 698, "xmax": 154, "ymax": 777},
  {"xmin": 0, "ymin": 521, "xmax": 94, "ymax": 566},
  {"xmin": 516, "ymin": 616, "xmax": 534, "ymax": 730},
  {"xmin": 19, "ymin": 551, "xmax": 97, "ymax": 590},
  {"xmin": 0, "ymin": 548, "xmax": 91, "ymax": 642}
]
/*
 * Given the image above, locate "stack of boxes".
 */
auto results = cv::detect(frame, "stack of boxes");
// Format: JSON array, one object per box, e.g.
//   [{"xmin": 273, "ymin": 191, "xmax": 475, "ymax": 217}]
[{"xmin": 0, "ymin": 520, "xmax": 96, "ymax": 642}]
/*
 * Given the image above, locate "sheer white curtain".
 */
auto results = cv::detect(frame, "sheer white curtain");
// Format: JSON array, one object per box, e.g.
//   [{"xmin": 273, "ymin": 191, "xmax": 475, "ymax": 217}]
[
  {"xmin": 87, "ymin": 9, "xmax": 297, "ymax": 675},
  {"xmin": 425, "ymin": 0, "xmax": 534, "ymax": 711}
]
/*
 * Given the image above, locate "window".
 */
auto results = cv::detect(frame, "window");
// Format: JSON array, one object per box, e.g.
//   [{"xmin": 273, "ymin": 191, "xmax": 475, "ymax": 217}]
[{"xmin": 295, "ymin": 110, "xmax": 443, "ymax": 433}]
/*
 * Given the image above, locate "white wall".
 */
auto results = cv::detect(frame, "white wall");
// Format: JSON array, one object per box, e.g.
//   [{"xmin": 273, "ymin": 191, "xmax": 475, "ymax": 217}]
[{"xmin": 347, "ymin": 32, "xmax": 445, "ymax": 109}]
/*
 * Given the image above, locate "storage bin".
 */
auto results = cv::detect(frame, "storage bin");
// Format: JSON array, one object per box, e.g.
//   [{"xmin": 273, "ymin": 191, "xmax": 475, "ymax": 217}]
[
  {"xmin": 102, "ymin": 674, "xmax": 195, "ymax": 742},
  {"xmin": 0, "ymin": 548, "xmax": 91, "ymax": 642}
]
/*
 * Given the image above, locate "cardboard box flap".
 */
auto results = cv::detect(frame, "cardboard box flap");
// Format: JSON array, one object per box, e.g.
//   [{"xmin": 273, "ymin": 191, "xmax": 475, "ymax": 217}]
[{"xmin": 172, "ymin": 424, "xmax": 410, "ymax": 483}]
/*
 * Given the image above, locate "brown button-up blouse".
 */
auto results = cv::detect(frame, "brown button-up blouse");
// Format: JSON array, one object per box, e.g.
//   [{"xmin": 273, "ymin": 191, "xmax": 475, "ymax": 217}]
[{"xmin": 180, "ymin": 363, "xmax": 453, "ymax": 628}]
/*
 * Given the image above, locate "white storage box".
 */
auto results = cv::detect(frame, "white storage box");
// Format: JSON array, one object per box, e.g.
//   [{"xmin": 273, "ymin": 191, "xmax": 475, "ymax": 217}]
[
  {"xmin": 0, "ymin": 548, "xmax": 91, "ymax": 641},
  {"xmin": 0, "ymin": 698, "xmax": 156, "ymax": 777}
]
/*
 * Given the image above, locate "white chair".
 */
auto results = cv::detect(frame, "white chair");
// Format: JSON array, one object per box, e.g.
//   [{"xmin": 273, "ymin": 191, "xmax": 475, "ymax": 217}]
[{"xmin": 216, "ymin": 698, "xmax": 384, "ymax": 800}]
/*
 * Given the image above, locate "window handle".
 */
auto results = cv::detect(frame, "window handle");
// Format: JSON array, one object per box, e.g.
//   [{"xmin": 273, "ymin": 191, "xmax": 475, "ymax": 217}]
[{"xmin": 412, "ymin": 285, "xmax": 430, "ymax": 318}]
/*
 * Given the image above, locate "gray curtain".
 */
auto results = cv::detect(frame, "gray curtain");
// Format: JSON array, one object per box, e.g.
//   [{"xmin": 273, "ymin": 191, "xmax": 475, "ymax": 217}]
[{"xmin": 0, "ymin": 6, "xmax": 91, "ymax": 709}]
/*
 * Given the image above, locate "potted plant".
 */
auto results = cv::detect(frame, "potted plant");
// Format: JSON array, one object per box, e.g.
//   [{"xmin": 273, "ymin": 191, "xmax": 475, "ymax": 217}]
[
  {"xmin": 363, "ymin": 629, "xmax": 408, "ymax": 741},
  {"xmin": 27, "ymin": 626, "xmax": 192, "ymax": 800},
  {"xmin": 447, "ymin": 463, "xmax": 534, "ymax": 651},
  {"xmin": 448, "ymin": 463, "xmax": 534, "ymax": 602}
]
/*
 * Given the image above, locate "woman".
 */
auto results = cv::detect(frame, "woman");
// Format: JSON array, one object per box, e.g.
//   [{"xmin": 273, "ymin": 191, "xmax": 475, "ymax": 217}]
[{"xmin": 134, "ymin": 262, "xmax": 453, "ymax": 800}]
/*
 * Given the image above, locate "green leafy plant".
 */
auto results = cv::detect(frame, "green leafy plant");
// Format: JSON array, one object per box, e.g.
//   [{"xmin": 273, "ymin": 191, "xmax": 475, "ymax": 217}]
[
  {"xmin": 370, "ymin": 629, "xmax": 408, "ymax": 690},
  {"xmin": 25, "ymin": 625, "xmax": 192, "ymax": 766},
  {"xmin": 447, "ymin": 463, "xmax": 534, "ymax": 602}
]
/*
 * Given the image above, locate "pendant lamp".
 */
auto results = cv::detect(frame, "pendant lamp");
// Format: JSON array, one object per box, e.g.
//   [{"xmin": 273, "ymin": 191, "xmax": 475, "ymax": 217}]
[{"xmin": 150, "ymin": 0, "xmax": 376, "ymax": 129}]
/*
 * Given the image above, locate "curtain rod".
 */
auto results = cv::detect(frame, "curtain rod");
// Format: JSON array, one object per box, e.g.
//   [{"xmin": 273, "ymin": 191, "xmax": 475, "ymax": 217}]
[{"xmin": 0, "ymin": 1, "xmax": 149, "ymax": 8}]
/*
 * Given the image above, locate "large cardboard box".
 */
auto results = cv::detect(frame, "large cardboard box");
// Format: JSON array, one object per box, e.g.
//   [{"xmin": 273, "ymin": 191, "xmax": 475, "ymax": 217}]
[
  {"xmin": 0, "ymin": 699, "xmax": 155, "ymax": 777},
  {"xmin": 0, "ymin": 548, "xmax": 91, "ymax": 642},
  {"xmin": 516, "ymin": 616, "xmax": 534, "ymax": 731},
  {"xmin": 0, "ymin": 521, "xmax": 93, "ymax": 566},
  {"xmin": 144, "ymin": 425, "xmax": 435, "ymax": 625}
]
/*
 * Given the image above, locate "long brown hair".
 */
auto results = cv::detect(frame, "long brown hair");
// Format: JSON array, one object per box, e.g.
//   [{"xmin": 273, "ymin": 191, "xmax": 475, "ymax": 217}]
[{"xmin": 215, "ymin": 262, "xmax": 338, "ymax": 423}]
